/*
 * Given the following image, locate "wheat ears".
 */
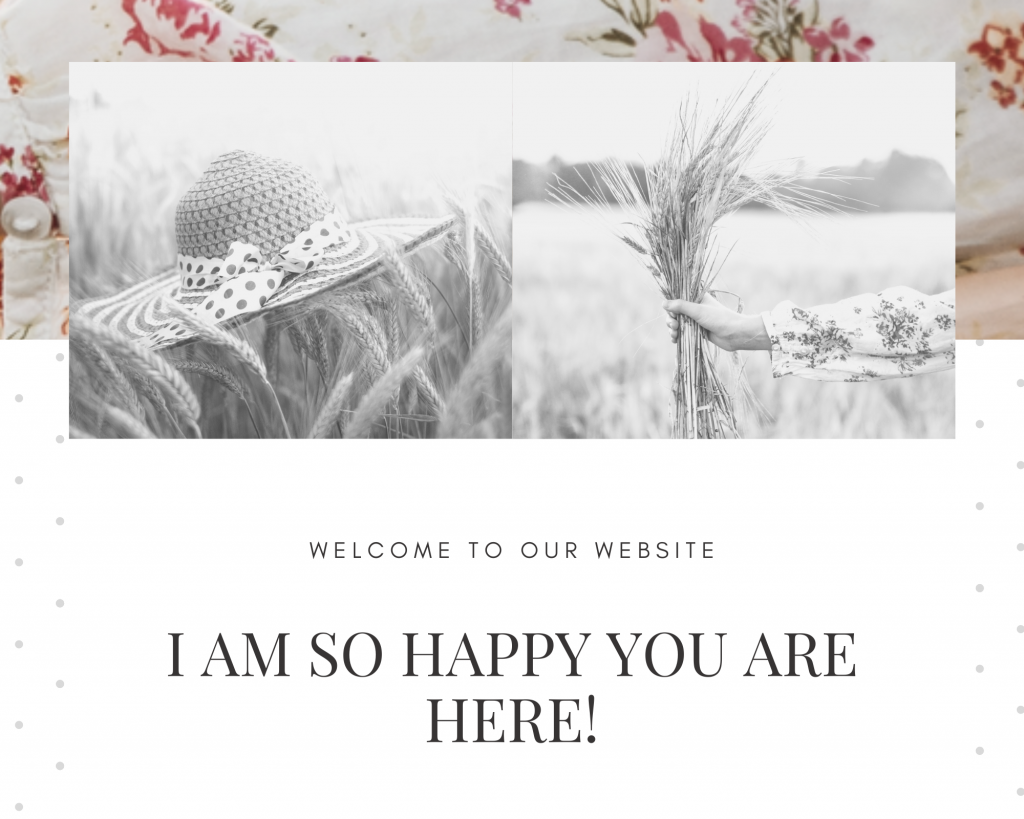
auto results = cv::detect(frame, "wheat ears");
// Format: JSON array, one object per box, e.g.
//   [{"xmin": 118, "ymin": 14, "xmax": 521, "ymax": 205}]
[
  {"xmin": 553, "ymin": 78, "xmax": 852, "ymax": 439},
  {"xmin": 70, "ymin": 197, "xmax": 511, "ymax": 439}
]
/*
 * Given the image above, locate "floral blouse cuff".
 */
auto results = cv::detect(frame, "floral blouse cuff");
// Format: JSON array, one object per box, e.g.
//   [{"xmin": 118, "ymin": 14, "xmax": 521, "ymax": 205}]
[{"xmin": 759, "ymin": 287, "xmax": 956, "ymax": 383}]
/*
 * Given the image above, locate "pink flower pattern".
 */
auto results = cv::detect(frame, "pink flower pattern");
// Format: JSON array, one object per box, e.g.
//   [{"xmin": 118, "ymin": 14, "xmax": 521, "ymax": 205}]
[
  {"xmin": 968, "ymin": 22, "xmax": 1024, "ymax": 111},
  {"xmin": 0, "ymin": 145, "xmax": 51, "ymax": 212},
  {"xmin": 495, "ymin": 0, "xmax": 531, "ymax": 20},
  {"xmin": 568, "ymin": 0, "xmax": 874, "ymax": 62},
  {"xmin": 121, "ymin": 0, "xmax": 280, "ymax": 61},
  {"xmin": 122, "ymin": 0, "xmax": 222, "ymax": 58},
  {"xmin": 803, "ymin": 18, "xmax": 874, "ymax": 61},
  {"xmin": 230, "ymin": 32, "xmax": 277, "ymax": 61}
]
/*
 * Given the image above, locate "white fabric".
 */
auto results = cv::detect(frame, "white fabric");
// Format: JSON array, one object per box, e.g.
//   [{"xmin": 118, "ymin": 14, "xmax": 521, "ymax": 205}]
[{"xmin": 1, "ymin": 235, "xmax": 68, "ymax": 340}]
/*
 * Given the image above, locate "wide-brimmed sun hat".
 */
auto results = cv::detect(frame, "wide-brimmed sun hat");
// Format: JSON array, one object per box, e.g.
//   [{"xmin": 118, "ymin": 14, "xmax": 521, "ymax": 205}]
[{"xmin": 76, "ymin": 150, "xmax": 455, "ymax": 349}]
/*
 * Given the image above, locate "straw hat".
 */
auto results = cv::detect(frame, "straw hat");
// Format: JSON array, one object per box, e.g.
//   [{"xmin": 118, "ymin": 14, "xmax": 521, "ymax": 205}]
[{"xmin": 76, "ymin": 150, "xmax": 454, "ymax": 349}]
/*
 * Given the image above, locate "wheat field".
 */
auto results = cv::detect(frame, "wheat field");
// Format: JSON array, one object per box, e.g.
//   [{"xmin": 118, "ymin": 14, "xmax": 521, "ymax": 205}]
[
  {"xmin": 70, "ymin": 124, "xmax": 512, "ymax": 439},
  {"xmin": 513, "ymin": 203, "xmax": 954, "ymax": 439}
]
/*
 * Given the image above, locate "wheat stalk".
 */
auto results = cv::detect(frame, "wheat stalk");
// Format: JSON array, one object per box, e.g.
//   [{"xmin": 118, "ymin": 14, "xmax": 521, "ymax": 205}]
[
  {"xmin": 263, "ymin": 321, "xmax": 281, "ymax": 384},
  {"xmin": 74, "ymin": 316, "xmax": 201, "ymax": 436},
  {"xmin": 306, "ymin": 313, "xmax": 332, "ymax": 384},
  {"xmin": 103, "ymin": 405, "xmax": 156, "ymax": 439},
  {"xmin": 439, "ymin": 310, "xmax": 511, "ymax": 437},
  {"xmin": 474, "ymin": 221, "xmax": 512, "ymax": 287},
  {"xmin": 384, "ymin": 246, "xmax": 435, "ymax": 340},
  {"xmin": 76, "ymin": 338, "xmax": 146, "ymax": 420},
  {"xmin": 165, "ymin": 304, "xmax": 290, "ymax": 437},
  {"xmin": 308, "ymin": 371, "xmax": 355, "ymax": 439},
  {"xmin": 323, "ymin": 297, "xmax": 390, "ymax": 381},
  {"xmin": 443, "ymin": 195, "xmax": 512, "ymax": 288},
  {"xmin": 344, "ymin": 347, "xmax": 426, "ymax": 439},
  {"xmin": 174, "ymin": 359, "xmax": 247, "ymax": 401},
  {"xmin": 166, "ymin": 303, "xmax": 268, "ymax": 382},
  {"xmin": 173, "ymin": 359, "xmax": 262, "ymax": 437}
]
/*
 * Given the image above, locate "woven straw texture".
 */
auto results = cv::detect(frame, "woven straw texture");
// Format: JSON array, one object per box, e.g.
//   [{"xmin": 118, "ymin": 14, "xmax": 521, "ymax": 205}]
[{"xmin": 175, "ymin": 150, "xmax": 335, "ymax": 259}]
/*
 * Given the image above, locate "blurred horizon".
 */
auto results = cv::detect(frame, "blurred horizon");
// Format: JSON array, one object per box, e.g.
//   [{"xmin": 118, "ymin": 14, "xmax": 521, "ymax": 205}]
[
  {"xmin": 511, "ymin": 149, "xmax": 955, "ymax": 213},
  {"xmin": 514, "ymin": 63, "xmax": 954, "ymax": 182}
]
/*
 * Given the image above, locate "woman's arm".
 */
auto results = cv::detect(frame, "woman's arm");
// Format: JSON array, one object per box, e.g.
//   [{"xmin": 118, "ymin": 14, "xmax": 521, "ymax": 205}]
[{"xmin": 665, "ymin": 287, "xmax": 956, "ymax": 382}]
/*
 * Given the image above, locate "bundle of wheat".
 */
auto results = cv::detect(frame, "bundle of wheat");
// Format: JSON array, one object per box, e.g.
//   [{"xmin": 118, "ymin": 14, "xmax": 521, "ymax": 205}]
[{"xmin": 553, "ymin": 80, "xmax": 851, "ymax": 439}]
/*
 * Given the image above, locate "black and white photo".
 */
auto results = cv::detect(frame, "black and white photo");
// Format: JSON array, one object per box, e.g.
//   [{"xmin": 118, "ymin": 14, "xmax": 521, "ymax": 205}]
[
  {"xmin": 512, "ymin": 63, "xmax": 954, "ymax": 438},
  {"xmin": 70, "ymin": 63, "xmax": 512, "ymax": 439}
]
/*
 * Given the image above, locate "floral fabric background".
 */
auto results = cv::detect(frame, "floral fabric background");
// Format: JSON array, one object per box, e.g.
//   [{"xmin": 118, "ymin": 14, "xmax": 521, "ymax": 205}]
[
  {"xmin": 0, "ymin": 0, "xmax": 69, "ymax": 338},
  {"xmin": 1, "ymin": 0, "xmax": 1020, "ymax": 335}
]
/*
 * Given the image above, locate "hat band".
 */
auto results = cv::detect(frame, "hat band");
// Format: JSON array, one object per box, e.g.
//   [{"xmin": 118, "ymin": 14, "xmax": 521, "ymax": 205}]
[{"xmin": 171, "ymin": 207, "xmax": 353, "ymax": 326}]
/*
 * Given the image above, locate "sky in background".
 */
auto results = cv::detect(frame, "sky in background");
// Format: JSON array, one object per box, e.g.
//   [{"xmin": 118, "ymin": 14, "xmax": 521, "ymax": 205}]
[
  {"xmin": 514, "ymin": 63, "xmax": 954, "ymax": 179},
  {"xmin": 70, "ymin": 62, "xmax": 511, "ymax": 187}
]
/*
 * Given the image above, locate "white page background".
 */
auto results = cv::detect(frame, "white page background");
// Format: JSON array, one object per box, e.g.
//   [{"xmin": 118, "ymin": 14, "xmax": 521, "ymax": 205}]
[{"xmin": 2, "ymin": 341, "xmax": 1022, "ymax": 815}]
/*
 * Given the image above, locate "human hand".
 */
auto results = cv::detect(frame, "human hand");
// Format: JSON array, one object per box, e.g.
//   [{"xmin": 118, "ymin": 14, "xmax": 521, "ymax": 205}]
[{"xmin": 664, "ymin": 295, "xmax": 770, "ymax": 352}]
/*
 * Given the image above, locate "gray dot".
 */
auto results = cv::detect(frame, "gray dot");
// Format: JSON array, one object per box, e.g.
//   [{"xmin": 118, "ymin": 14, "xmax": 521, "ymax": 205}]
[
  {"xmin": 977, "ymin": 665, "xmax": 984, "ymax": 673},
  {"xmin": 976, "ymin": 584, "xmax": 984, "ymax": 592},
  {"xmin": 14, "ymin": 476, "xmax": 23, "ymax": 485},
  {"xmin": 56, "ymin": 434, "xmax": 64, "ymax": 444},
  {"xmin": 56, "ymin": 517, "xmax": 64, "ymax": 526},
  {"xmin": 976, "ymin": 746, "xmax": 984, "ymax": 755},
  {"xmin": 976, "ymin": 502, "xmax": 984, "ymax": 510},
  {"xmin": 1018, "ymin": 379, "xmax": 1024, "ymax": 387},
  {"xmin": 976, "ymin": 420, "xmax": 984, "ymax": 428},
  {"xmin": 1018, "ymin": 706, "xmax": 1023, "ymax": 714},
  {"xmin": 15, "ymin": 804, "xmax": 22, "ymax": 812},
  {"xmin": 14, "ymin": 558, "xmax": 22, "ymax": 567},
  {"xmin": 976, "ymin": 340, "xmax": 984, "ymax": 346},
  {"xmin": 56, "ymin": 353, "xmax": 64, "ymax": 362},
  {"xmin": 1018, "ymin": 462, "xmax": 1023, "ymax": 469},
  {"xmin": 15, "ymin": 394, "xmax": 23, "ymax": 402},
  {"xmin": 1018, "ymin": 626, "xmax": 1023, "ymax": 633},
  {"xmin": 1019, "ymin": 544, "xmax": 1024, "ymax": 552},
  {"xmin": 15, "ymin": 721, "xmax": 23, "ymax": 729},
  {"xmin": 15, "ymin": 640, "xmax": 22, "ymax": 648},
  {"xmin": 1018, "ymin": 788, "xmax": 1024, "ymax": 796},
  {"xmin": 56, "ymin": 762, "xmax": 64, "ymax": 771},
  {"xmin": 56, "ymin": 599, "xmax": 64, "ymax": 608},
  {"xmin": 55, "ymin": 680, "xmax": 64, "ymax": 689}
]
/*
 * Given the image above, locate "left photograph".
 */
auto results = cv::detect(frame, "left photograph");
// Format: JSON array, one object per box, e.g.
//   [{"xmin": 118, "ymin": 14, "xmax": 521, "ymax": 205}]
[{"xmin": 70, "ymin": 62, "xmax": 511, "ymax": 439}]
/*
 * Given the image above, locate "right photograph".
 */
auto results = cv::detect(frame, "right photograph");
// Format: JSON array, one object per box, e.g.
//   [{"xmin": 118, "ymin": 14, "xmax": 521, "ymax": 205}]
[{"xmin": 512, "ymin": 63, "xmax": 955, "ymax": 439}]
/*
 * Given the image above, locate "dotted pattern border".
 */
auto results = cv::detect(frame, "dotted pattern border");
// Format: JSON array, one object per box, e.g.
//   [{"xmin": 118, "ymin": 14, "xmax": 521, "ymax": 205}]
[
  {"xmin": 4, "ymin": 342, "xmax": 68, "ymax": 813},
  {"xmin": 965, "ymin": 340, "xmax": 1023, "ymax": 801}
]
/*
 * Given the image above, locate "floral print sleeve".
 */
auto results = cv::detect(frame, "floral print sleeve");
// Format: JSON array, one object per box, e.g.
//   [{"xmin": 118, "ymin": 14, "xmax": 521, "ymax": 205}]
[{"xmin": 760, "ymin": 287, "xmax": 955, "ymax": 382}]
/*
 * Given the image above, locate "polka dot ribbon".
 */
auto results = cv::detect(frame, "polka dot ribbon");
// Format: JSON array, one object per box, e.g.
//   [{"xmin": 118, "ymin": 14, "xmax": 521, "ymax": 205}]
[{"xmin": 174, "ymin": 207, "xmax": 352, "ymax": 325}]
